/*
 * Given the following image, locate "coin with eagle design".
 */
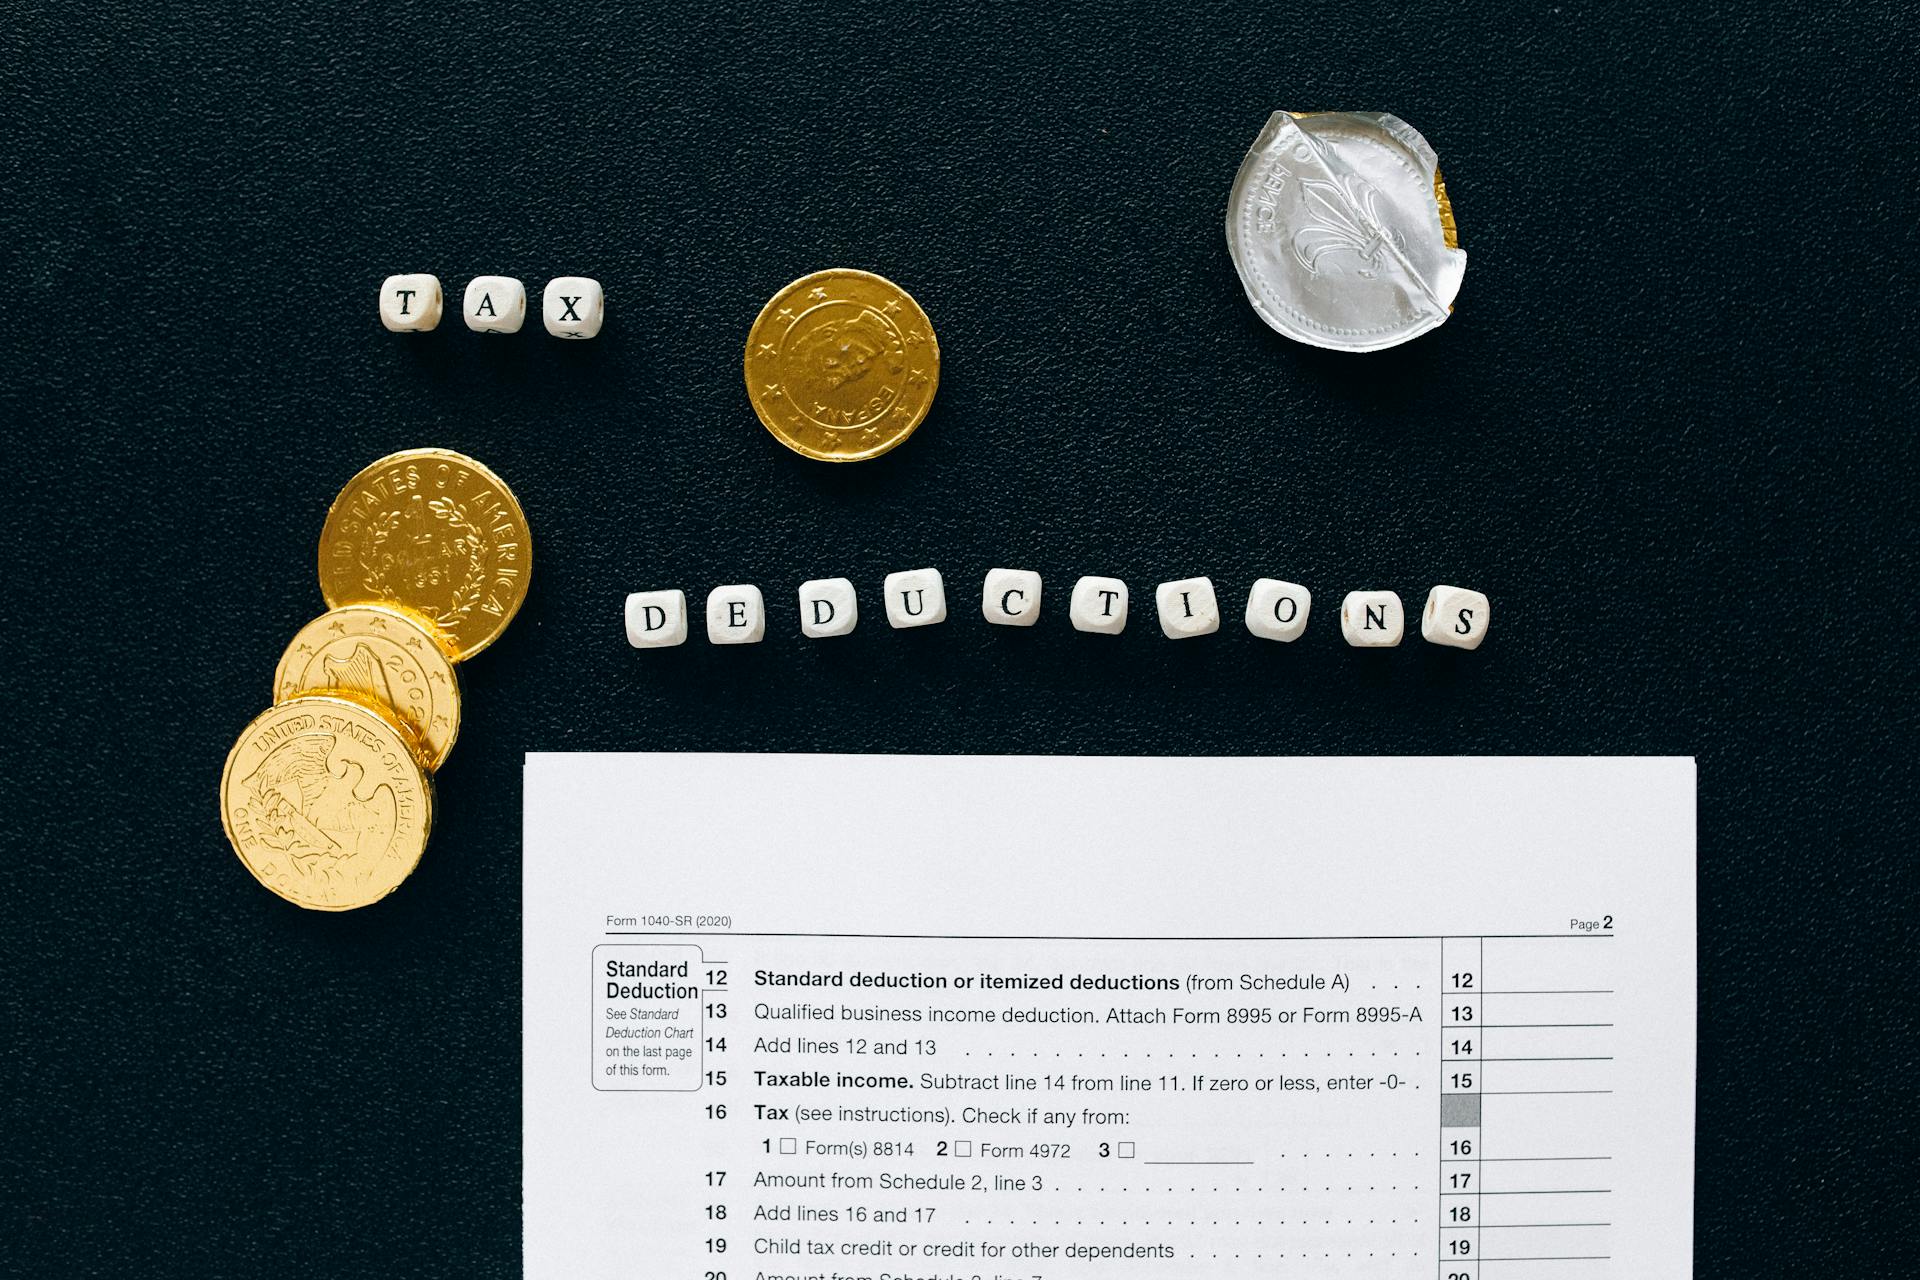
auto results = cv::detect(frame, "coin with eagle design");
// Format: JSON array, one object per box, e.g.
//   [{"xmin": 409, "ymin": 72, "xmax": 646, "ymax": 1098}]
[
  {"xmin": 744, "ymin": 269, "xmax": 940, "ymax": 461},
  {"xmin": 273, "ymin": 603, "xmax": 460, "ymax": 770}
]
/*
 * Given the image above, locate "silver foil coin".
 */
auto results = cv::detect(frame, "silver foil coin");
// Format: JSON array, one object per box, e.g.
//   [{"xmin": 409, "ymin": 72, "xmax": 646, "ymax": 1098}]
[{"xmin": 1227, "ymin": 110, "xmax": 1466, "ymax": 352}]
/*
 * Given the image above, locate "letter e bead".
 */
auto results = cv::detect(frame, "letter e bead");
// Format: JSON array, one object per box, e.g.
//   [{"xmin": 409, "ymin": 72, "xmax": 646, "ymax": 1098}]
[
  {"xmin": 705, "ymin": 584, "xmax": 765, "ymax": 644},
  {"xmin": 1421, "ymin": 584, "xmax": 1490, "ymax": 650},
  {"xmin": 544, "ymin": 276, "xmax": 604, "ymax": 339},
  {"xmin": 1340, "ymin": 590, "xmax": 1404, "ymax": 647},
  {"xmin": 464, "ymin": 275, "xmax": 527, "ymax": 334},
  {"xmin": 884, "ymin": 568, "xmax": 947, "ymax": 629},
  {"xmin": 625, "ymin": 589, "xmax": 688, "ymax": 648},
  {"xmin": 379, "ymin": 273, "xmax": 442, "ymax": 332},
  {"xmin": 798, "ymin": 577, "xmax": 859, "ymax": 638}
]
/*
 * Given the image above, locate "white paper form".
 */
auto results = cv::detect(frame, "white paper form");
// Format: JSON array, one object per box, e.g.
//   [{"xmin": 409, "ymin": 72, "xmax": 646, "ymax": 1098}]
[{"xmin": 524, "ymin": 755, "xmax": 1695, "ymax": 1280}]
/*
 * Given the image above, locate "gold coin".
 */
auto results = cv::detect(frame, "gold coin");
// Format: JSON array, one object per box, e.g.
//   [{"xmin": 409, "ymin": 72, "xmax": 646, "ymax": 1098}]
[
  {"xmin": 273, "ymin": 603, "xmax": 461, "ymax": 771},
  {"xmin": 220, "ymin": 695, "xmax": 434, "ymax": 911},
  {"xmin": 744, "ymin": 269, "xmax": 940, "ymax": 462},
  {"xmin": 317, "ymin": 449, "xmax": 531, "ymax": 661}
]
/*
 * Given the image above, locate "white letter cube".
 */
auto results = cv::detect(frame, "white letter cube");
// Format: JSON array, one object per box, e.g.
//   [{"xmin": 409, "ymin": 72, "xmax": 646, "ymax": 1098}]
[
  {"xmin": 1422, "ymin": 584, "xmax": 1491, "ymax": 650},
  {"xmin": 1245, "ymin": 578, "xmax": 1312, "ymax": 642},
  {"xmin": 705, "ymin": 584, "xmax": 765, "ymax": 644},
  {"xmin": 798, "ymin": 577, "xmax": 858, "ymax": 638},
  {"xmin": 883, "ymin": 568, "xmax": 947, "ymax": 628},
  {"xmin": 463, "ymin": 275, "xmax": 526, "ymax": 333},
  {"xmin": 624, "ymin": 589, "xmax": 687, "ymax": 648},
  {"xmin": 1070, "ymin": 576, "xmax": 1129, "ymax": 634},
  {"xmin": 981, "ymin": 568, "xmax": 1042, "ymax": 626},
  {"xmin": 544, "ymin": 276, "xmax": 605, "ymax": 339},
  {"xmin": 379, "ymin": 273, "xmax": 442, "ymax": 332},
  {"xmin": 1340, "ymin": 590, "xmax": 1404, "ymax": 647},
  {"xmin": 1155, "ymin": 576, "xmax": 1219, "ymax": 639}
]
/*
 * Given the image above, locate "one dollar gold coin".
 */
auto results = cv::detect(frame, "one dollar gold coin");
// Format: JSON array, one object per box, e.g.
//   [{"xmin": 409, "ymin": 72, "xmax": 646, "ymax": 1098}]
[
  {"xmin": 273, "ymin": 603, "xmax": 461, "ymax": 771},
  {"xmin": 317, "ymin": 449, "xmax": 531, "ymax": 661},
  {"xmin": 744, "ymin": 269, "xmax": 940, "ymax": 462},
  {"xmin": 220, "ymin": 695, "xmax": 434, "ymax": 911}
]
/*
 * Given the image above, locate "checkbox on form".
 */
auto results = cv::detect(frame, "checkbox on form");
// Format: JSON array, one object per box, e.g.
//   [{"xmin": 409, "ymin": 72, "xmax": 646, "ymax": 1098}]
[
  {"xmin": 1119, "ymin": 1142, "xmax": 1136, "ymax": 1158},
  {"xmin": 954, "ymin": 1140, "xmax": 972, "ymax": 1157},
  {"xmin": 779, "ymin": 1138, "xmax": 797, "ymax": 1154}
]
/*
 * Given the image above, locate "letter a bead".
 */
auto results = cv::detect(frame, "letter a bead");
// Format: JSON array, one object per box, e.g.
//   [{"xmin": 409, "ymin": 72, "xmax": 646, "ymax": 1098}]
[
  {"xmin": 1155, "ymin": 577, "xmax": 1220, "ymax": 639},
  {"xmin": 1421, "ymin": 584, "xmax": 1490, "ymax": 650},
  {"xmin": 625, "ymin": 589, "xmax": 688, "ymax": 648},
  {"xmin": 884, "ymin": 568, "xmax": 947, "ymax": 629},
  {"xmin": 798, "ymin": 578, "xmax": 859, "ymax": 638},
  {"xmin": 1340, "ymin": 590, "xmax": 1404, "ymax": 647},
  {"xmin": 464, "ymin": 275, "xmax": 527, "ymax": 334},
  {"xmin": 379, "ymin": 274, "xmax": 443, "ymax": 332}
]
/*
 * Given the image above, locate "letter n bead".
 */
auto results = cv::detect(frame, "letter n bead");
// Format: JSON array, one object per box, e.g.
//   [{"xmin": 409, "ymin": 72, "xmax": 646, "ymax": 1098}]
[
  {"xmin": 705, "ymin": 584, "xmax": 765, "ymax": 644},
  {"xmin": 1340, "ymin": 590, "xmax": 1404, "ymax": 647},
  {"xmin": 1245, "ymin": 579, "xmax": 1311, "ymax": 642},
  {"xmin": 379, "ymin": 273, "xmax": 443, "ymax": 332},
  {"xmin": 798, "ymin": 577, "xmax": 858, "ymax": 638},
  {"xmin": 884, "ymin": 568, "xmax": 947, "ymax": 629},
  {"xmin": 543, "ymin": 276, "xmax": 604, "ymax": 339},
  {"xmin": 1421, "ymin": 585, "xmax": 1490, "ymax": 650},
  {"xmin": 625, "ymin": 589, "xmax": 688, "ymax": 648}
]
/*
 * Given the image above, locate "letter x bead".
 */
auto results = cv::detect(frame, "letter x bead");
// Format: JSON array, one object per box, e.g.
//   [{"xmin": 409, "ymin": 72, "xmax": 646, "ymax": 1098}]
[
  {"xmin": 1421, "ymin": 584, "xmax": 1490, "ymax": 650},
  {"xmin": 1340, "ymin": 590, "xmax": 1404, "ymax": 647},
  {"xmin": 1155, "ymin": 576, "xmax": 1220, "ymax": 639},
  {"xmin": 981, "ymin": 568, "xmax": 1042, "ymax": 626},
  {"xmin": 379, "ymin": 273, "xmax": 442, "ymax": 332},
  {"xmin": 1070, "ymin": 576, "xmax": 1129, "ymax": 634},
  {"xmin": 705, "ymin": 584, "xmax": 765, "ymax": 644},
  {"xmin": 464, "ymin": 275, "xmax": 527, "ymax": 334},
  {"xmin": 798, "ymin": 577, "xmax": 858, "ymax": 638},
  {"xmin": 543, "ymin": 276, "xmax": 604, "ymax": 339},
  {"xmin": 624, "ymin": 589, "xmax": 688, "ymax": 648},
  {"xmin": 883, "ymin": 568, "xmax": 947, "ymax": 629}
]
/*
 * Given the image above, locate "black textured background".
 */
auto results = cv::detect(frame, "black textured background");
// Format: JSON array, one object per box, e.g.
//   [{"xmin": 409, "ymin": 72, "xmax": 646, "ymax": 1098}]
[{"xmin": 2, "ymin": 2, "xmax": 1914, "ymax": 1275}]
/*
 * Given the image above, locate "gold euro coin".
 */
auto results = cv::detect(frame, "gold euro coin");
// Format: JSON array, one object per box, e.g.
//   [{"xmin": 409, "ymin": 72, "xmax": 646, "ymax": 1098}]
[
  {"xmin": 273, "ymin": 603, "xmax": 461, "ymax": 771},
  {"xmin": 220, "ymin": 695, "xmax": 434, "ymax": 911},
  {"xmin": 317, "ymin": 449, "xmax": 531, "ymax": 661},
  {"xmin": 744, "ymin": 269, "xmax": 940, "ymax": 462}
]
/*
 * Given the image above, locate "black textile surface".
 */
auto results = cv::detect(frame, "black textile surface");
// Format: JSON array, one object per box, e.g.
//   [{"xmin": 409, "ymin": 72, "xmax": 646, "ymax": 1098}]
[{"xmin": 2, "ymin": 2, "xmax": 1913, "ymax": 1275}]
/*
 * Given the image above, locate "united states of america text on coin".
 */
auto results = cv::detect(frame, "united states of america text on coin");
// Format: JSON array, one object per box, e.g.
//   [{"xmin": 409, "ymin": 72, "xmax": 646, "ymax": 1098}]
[
  {"xmin": 220, "ymin": 695, "xmax": 434, "ymax": 912},
  {"xmin": 273, "ymin": 602, "xmax": 461, "ymax": 770},
  {"xmin": 317, "ymin": 448, "xmax": 531, "ymax": 661},
  {"xmin": 744, "ymin": 269, "xmax": 940, "ymax": 462}
]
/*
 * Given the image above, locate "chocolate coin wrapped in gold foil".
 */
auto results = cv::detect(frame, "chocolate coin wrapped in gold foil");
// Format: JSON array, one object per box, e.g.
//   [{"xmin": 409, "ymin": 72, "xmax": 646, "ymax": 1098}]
[
  {"xmin": 273, "ymin": 603, "xmax": 461, "ymax": 770},
  {"xmin": 317, "ymin": 448, "xmax": 531, "ymax": 661},
  {"xmin": 220, "ymin": 695, "xmax": 434, "ymax": 912},
  {"xmin": 745, "ymin": 269, "xmax": 940, "ymax": 462},
  {"xmin": 1226, "ymin": 110, "xmax": 1466, "ymax": 352}
]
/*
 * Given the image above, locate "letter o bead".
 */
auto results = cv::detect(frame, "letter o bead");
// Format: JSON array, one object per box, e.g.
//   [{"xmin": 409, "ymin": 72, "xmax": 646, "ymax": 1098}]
[
  {"xmin": 1245, "ymin": 579, "xmax": 1311, "ymax": 642},
  {"xmin": 982, "ymin": 568, "xmax": 1042, "ymax": 626},
  {"xmin": 798, "ymin": 578, "xmax": 858, "ymax": 638},
  {"xmin": 1340, "ymin": 590, "xmax": 1404, "ymax": 647},
  {"xmin": 1421, "ymin": 584, "xmax": 1490, "ymax": 650}
]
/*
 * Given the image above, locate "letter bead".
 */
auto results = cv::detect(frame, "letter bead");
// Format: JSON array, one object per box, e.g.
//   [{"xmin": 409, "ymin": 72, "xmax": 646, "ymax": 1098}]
[
  {"xmin": 1069, "ymin": 576, "xmax": 1129, "ymax": 634},
  {"xmin": 1245, "ymin": 578, "xmax": 1312, "ymax": 642},
  {"xmin": 1155, "ymin": 576, "xmax": 1219, "ymax": 639},
  {"xmin": 1340, "ymin": 590, "xmax": 1404, "ymax": 647},
  {"xmin": 379, "ymin": 273, "xmax": 442, "ymax": 332},
  {"xmin": 883, "ymin": 568, "xmax": 947, "ymax": 629},
  {"xmin": 625, "ymin": 589, "xmax": 688, "ymax": 649},
  {"xmin": 798, "ymin": 577, "xmax": 859, "ymax": 638},
  {"xmin": 463, "ymin": 275, "xmax": 527, "ymax": 334},
  {"xmin": 982, "ymin": 568, "xmax": 1043, "ymax": 626},
  {"xmin": 1421, "ymin": 584, "xmax": 1490, "ymax": 650},
  {"xmin": 543, "ymin": 276, "xmax": 604, "ymax": 339},
  {"xmin": 705, "ymin": 584, "xmax": 765, "ymax": 644}
]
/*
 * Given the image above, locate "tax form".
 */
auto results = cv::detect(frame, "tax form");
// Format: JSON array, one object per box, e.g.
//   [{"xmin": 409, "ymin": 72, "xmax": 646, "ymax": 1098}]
[{"xmin": 524, "ymin": 755, "xmax": 1696, "ymax": 1279}]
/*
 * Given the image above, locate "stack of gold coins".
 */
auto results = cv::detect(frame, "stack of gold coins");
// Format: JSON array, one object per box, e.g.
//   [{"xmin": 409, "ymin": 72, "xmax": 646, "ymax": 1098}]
[{"xmin": 219, "ymin": 449, "xmax": 531, "ymax": 911}]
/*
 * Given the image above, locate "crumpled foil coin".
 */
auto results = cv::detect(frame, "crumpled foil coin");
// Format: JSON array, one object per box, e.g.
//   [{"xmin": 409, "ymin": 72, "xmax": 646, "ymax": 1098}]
[{"xmin": 1226, "ymin": 110, "xmax": 1466, "ymax": 352}]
